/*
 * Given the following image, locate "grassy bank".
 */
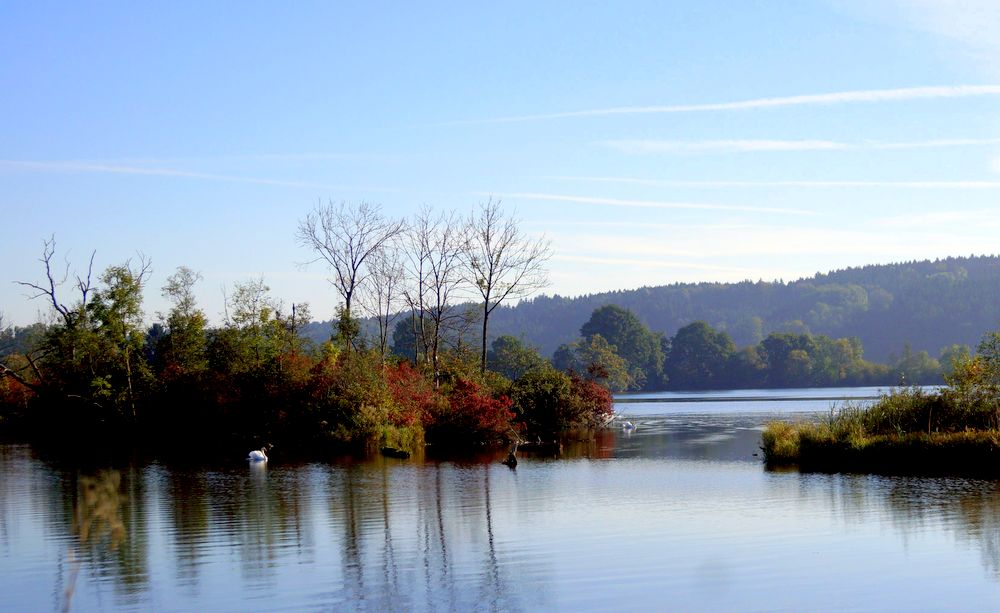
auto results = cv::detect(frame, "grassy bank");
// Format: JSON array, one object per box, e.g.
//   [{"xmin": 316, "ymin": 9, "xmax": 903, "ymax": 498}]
[{"xmin": 762, "ymin": 386, "xmax": 1000, "ymax": 475}]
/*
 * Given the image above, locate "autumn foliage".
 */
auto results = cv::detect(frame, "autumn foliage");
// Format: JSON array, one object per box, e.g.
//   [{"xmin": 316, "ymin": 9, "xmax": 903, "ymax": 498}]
[
  {"xmin": 427, "ymin": 378, "xmax": 516, "ymax": 443},
  {"xmin": 386, "ymin": 361, "xmax": 444, "ymax": 427}
]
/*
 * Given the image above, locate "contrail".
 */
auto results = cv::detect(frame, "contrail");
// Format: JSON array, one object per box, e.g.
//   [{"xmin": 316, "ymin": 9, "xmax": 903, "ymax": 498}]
[{"xmin": 451, "ymin": 85, "xmax": 1000, "ymax": 125}]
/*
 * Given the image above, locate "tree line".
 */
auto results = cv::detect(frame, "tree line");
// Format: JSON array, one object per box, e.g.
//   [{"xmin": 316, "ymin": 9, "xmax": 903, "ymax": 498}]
[
  {"xmin": 462, "ymin": 256, "xmax": 1000, "ymax": 365},
  {"xmin": 544, "ymin": 304, "xmax": 951, "ymax": 392},
  {"xmin": 0, "ymin": 203, "xmax": 614, "ymax": 454}
]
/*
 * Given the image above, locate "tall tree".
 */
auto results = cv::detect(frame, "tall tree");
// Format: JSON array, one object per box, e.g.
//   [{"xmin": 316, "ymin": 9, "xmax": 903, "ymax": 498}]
[
  {"xmin": 552, "ymin": 334, "xmax": 634, "ymax": 391},
  {"xmin": 14, "ymin": 237, "xmax": 101, "ymax": 403},
  {"xmin": 217, "ymin": 277, "xmax": 283, "ymax": 373},
  {"xmin": 488, "ymin": 335, "xmax": 547, "ymax": 380},
  {"xmin": 665, "ymin": 321, "xmax": 735, "ymax": 390},
  {"xmin": 361, "ymin": 245, "xmax": 405, "ymax": 363},
  {"xmin": 16, "ymin": 236, "xmax": 95, "ymax": 331},
  {"xmin": 580, "ymin": 305, "xmax": 664, "ymax": 389},
  {"xmin": 88, "ymin": 255, "xmax": 153, "ymax": 418},
  {"xmin": 759, "ymin": 333, "xmax": 818, "ymax": 387},
  {"xmin": 158, "ymin": 266, "xmax": 207, "ymax": 375},
  {"xmin": 463, "ymin": 200, "xmax": 550, "ymax": 373},
  {"xmin": 405, "ymin": 206, "xmax": 467, "ymax": 387},
  {"xmin": 296, "ymin": 201, "xmax": 405, "ymax": 348}
]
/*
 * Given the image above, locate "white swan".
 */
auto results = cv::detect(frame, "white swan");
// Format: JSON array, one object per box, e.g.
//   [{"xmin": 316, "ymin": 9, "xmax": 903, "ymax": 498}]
[
  {"xmin": 248, "ymin": 447, "xmax": 268, "ymax": 462},
  {"xmin": 622, "ymin": 421, "xmax": 636, "ymax": 431}
]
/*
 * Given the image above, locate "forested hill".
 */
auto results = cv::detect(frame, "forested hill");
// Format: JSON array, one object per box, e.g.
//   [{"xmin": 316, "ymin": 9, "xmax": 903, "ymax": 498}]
[{"xmin": 482, "ymin": 255, "xmax": 1000, "ymax": 362}]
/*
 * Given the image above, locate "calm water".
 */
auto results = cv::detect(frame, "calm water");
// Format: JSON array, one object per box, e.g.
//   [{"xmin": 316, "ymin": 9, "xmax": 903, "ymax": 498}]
[{"xmin": 3, "ymin": 387, "xmax": 1000, "ymax": 612}]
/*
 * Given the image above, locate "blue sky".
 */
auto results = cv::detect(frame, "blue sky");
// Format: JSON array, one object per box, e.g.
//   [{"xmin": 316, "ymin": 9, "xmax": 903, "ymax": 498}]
[{"xmin": 3, "ymin": 1, "xmax": 1000, "ymax": 326}]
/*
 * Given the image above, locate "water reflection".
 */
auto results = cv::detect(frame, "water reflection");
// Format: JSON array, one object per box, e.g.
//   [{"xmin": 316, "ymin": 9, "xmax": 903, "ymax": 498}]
[
  {"xmin": 5, "ymin": 401, "xmax": 1000, "ymax": 610},
  {"xmin": 60, "ymin": 468, "xmax": 148, "ymax": 612}
]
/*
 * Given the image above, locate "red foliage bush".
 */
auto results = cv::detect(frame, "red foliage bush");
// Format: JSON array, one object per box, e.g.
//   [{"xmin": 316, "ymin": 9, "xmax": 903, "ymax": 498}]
[
  {"xmin": 431, "ymin": 378, "xmax": 515, "ymax": 442},
  {"xmin": 386, "ymin": 361, "xmax": 444, "ymax": 426},
  {"xmin": 0, "ymin": 375, "xmax": 34, "ymax": 412},
  {"xmin": 568, "ymin": 372, "xmax": 614, "ymax": 428}
]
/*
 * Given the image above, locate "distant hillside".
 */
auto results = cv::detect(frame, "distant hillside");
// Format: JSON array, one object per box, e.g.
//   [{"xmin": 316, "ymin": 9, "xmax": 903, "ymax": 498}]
[
  {"xmin": 484, "ymin": 255, "xmax": 1000, "ymax": 362},
  {"xmin": 306, "ymin": 255, "xmax": 1000, "ymax": 362}
]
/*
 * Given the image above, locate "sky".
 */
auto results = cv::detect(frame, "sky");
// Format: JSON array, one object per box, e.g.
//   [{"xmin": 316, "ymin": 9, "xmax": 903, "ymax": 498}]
[{"xmin": 3, "ymin": 1, "xmax": 1000, "ymax": 327}]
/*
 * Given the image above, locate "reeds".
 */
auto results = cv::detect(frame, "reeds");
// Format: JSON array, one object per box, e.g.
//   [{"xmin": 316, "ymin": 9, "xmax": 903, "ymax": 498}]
[{"xmin": 761, "ymin": 387, "xmax": 1000, "ymax": 474}]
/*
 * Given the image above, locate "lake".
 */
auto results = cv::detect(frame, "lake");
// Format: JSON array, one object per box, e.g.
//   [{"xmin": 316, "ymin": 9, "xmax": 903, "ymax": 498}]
[{"xmin": 3, "ymin": 386, "xmax": 1000, "ymax": 612}]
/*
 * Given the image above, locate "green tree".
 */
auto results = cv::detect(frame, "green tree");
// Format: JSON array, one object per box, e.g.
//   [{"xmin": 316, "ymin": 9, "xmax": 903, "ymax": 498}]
[
  {"xmin": 727, "ymin": 345, "xmax": 766, "ymax": 388},
  {"xmin": 87, "ymin": 257, "xmax": 153, "ymax": 419},
  {"xmin": 580, "ymin": 305, "xmax": 664, "ymax": 389},
  {"xmin": 759, "ymin": 333, "xmax": 818, "ymax": 387},
  {"xmin": 553, "ymin": 334, "xmax": 634, "ymax": 392},
  {"xmin": 510, "ymin": 365, "xmax": 572, "ymax": 434},
  {"xmin": 157, "ymin": 266, "xmax": 208, "ymax": 377},
  {"xmin": 891, "ymin": 344, "xmax": 941, "ymax": 385},
  {"xmin": 939, "ymin": 344, "xmax": 972, "ymax": 379},
  {"xmin": 487, "ymin": 335, "xmax": 547, "ymax": 380},
  {"xmin": 214, "ymin": 277, "xmax": 286, "ymax": 375},
  {"xmin": 664, "ymin": 321, "xmax": 735, "ymax": 390},
  {"xmin": 810, "ymin": 336, "xmax": 864, "ymax": 385}
]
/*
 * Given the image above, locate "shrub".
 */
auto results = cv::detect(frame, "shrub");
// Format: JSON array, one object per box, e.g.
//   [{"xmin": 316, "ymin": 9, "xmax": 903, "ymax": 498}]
[
  {"xmin": 386, "ymin": 361, "xmax": 445, "ymax": 427},
  {"xmin": 308, "ymin": 350, "xmax": 392, "ymax": 442},
  {"xmin": 427, "ymin": 378, "xmax": 515, "ymax": 444},
  {"xmin": 567, "ymin": 372, "xmax": 614, "ymax": 429}
]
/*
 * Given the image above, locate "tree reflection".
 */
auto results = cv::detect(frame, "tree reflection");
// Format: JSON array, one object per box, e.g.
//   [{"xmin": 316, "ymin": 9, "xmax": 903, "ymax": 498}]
[
  {"xmin": 794, "ymin": 472, "xmax": 1000, "ymax": 583},
  {"xmin": 73, "ymin": 470, "xmax": 126, "ymax": 551},
  {"xmin": 163, "ymin": 467, "xmax": 211, "ymax": 587},
  {"xmin": 882, "ymin": 478, "xmax": 1000, "ymax": 579},
  {"xmin": 3, "ymin": 446, "xmax": 561, "ymax": 611},
  {"xmin": 63, "ymin": 468, "xmax": 147, "ymax": 612}
]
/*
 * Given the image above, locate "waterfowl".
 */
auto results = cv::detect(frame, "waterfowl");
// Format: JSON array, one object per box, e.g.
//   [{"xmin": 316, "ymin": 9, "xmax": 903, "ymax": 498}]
[
  {"xmin": 502, "ymin": 442, "xmax": 519, "ymax": 468},
  {"xmin": 248, "ymin": 446, "xmax": 269, "ymax": 462},
  {"xmin": 622, "ymin": 421, "xmax": 636, "ymax": 431}
]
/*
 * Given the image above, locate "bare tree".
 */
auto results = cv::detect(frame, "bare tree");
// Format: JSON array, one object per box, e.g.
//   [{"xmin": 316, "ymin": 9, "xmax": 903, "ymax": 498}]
[
  {"xmin": 464, "ymin": 200, "xmax": 551, "ymax": 373},
  {"xmin": 405, "ymin": 206, "xmax": 468, "ymax": 386},
  {"xmin": 16, "ymin": 236, "xmax": 95, "ymax": 329},
  {"xmin": 296, "ymin": 201, "xmax": 405, "ymax": 348},
  {"xmin": 361, "ymin": 245, "xmax": 406, "ymax": 362},
  {"xmin": 401, "ymin": 211, "xmax": 433, "ymax": 365},
  {"xmin": 12, "ymin": 237, "xmax": 96, "ymax": 389}
]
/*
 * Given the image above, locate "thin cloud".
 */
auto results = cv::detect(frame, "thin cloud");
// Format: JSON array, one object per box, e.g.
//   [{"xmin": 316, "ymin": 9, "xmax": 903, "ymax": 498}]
[
  {"xmin": 835, "ymin": 1, "xmax": 1000, "ymax": 72},
  {"xmin": 491, "ymin": 192, "xmax": 818, "ymax": 216},
  {"xmin": 0, "ymin": 159, "xmax": 398, "ymax": 192},
  {"xmin": 604, "ymin": 137, "xmax": 1000, "ymax": 154},
  {"xmin": 544, "ymin": 176, "xmax": 1000, "ymax": 189},
  {"xmin": 872, "ymin": 209, "xmax": 1000, "ymax": 230},
  {"xmin": 453, "ymin": 85, "xmax": 1000, "ymax": 125},
  {"xmin": 553, "ymin": 253, "xmax": 760, "ymax": 274},
  {"xmin": 110, "ymin": 152, "xmax": 396, "ymax": 164},
  {"xmin": 605, "ymin": 139, "xmax": 849, "ymax": 153}
]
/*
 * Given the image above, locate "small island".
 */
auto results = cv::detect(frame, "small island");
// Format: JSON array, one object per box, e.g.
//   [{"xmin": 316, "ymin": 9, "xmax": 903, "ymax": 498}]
[{"xmin": 762, "ymin": 329, "xmax": 1000, "ymax": 476}]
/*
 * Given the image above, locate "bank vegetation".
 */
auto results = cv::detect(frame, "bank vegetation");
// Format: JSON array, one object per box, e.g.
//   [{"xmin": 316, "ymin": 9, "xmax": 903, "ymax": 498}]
[
  {"xmin": 0, "ymin": 202, "xmax": 614, "ymax": 457},
  {"xmin": 762, "ymin": 330, "xmax": 1000, "ymax": 474}
]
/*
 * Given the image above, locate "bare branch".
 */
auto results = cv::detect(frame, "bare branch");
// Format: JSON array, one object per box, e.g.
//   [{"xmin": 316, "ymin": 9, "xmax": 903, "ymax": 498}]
[
  {"xmin": 403, "ymin": 206, "xmax": 469, "ymax": 385},
  {"xmin": 296, "ymin": 202, "xmax": 406, "ymax": 339},
  {"xmin": 0, "ymin": 361, "xmax": 41, "ymax": 393},
  {"xmin": 463, "ymin": 199, "xmax": 552, "ymax": 372},
  {"xmin": 14, "ymin": 236, "xmax": 95, "ymax": 327},
  {"xmin": 360, "ymin": 245, "xmax": 406, "ymax": 361}
]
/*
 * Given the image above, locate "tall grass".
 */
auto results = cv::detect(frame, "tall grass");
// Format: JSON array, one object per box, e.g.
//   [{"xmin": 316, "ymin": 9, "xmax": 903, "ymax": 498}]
[{"xmin": 761, "ymin": 386, "xmax": 1000, "ymax": 473}]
